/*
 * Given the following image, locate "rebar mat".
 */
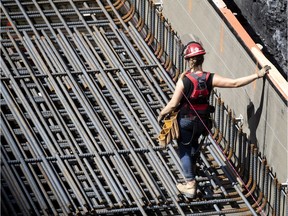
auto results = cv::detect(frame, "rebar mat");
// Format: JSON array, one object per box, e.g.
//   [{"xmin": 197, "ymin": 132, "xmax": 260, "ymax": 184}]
[{"xmin": 1, "ymin": 0, "xmax": 286, "ymax": 215}]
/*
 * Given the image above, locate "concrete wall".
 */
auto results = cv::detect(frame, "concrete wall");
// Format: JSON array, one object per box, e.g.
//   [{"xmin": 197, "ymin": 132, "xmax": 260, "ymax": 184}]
[{"xmin": 162, "ymin": 0, "xmax": 287, "ymax": 183}]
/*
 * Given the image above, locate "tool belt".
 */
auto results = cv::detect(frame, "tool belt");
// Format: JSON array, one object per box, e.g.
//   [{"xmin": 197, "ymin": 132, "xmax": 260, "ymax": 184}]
[
  {"xmin": 158, "ymin": 111, "xmax": 179, "ymax": 148},
  {"xmin": 180, "ymin": 114, "xmax": 209, "ymax": 120},
  {"xmin": 179, "ymin": 113, "xmax": 213, "ymax": 136}
]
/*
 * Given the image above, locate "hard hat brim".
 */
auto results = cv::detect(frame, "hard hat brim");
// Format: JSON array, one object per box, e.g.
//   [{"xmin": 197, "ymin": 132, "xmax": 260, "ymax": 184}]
[{"xmin": 184, "ymin": 51, "xmax": 206, "ymax": 59}]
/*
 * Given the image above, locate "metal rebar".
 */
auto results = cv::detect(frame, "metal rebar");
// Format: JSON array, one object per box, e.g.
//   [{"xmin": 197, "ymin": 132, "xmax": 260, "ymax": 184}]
[
  {"xmin": 207, "ymin": 135, "xmax": 258, "ymax": 216},
  {"xmin": 1, "ymin": 0, "xmax": 285, "ymax": 215}
]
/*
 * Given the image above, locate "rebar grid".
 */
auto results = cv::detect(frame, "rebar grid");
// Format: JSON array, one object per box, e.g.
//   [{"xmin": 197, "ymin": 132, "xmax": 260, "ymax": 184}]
[{"xmin": 0, "ymin": 0, "xmax": 286, "ymax": 216}]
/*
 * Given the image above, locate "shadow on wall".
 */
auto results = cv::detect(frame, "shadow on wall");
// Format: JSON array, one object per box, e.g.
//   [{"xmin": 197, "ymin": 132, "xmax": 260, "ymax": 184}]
[{"xmin": 246, "ymin": 79, "xmax": 267, "ymax": 149}]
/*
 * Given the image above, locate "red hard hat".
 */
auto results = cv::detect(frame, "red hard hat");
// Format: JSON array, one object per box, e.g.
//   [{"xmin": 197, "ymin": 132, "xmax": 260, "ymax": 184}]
[{"xmin": 183, "ymin": 42, "xmax": 206, "ymax": 59}]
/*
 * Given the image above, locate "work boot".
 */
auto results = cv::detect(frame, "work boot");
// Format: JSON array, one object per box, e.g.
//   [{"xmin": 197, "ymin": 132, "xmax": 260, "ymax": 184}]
[{"xmin": 176, "ymin": 181, "xmax": 197, "ymax": 198}]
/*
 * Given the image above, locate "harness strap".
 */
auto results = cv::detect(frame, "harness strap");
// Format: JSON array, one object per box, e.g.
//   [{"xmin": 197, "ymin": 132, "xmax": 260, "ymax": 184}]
[
  {"xmin": 181, "ymin": 71, "xmax": 211, "ymax": 114},
  {"xmin": 185, "ymin": 71, "xmax": 210, "ymax": 100}
]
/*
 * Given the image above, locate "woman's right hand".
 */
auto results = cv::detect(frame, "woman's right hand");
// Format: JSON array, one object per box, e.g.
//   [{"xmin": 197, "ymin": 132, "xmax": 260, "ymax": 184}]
[{"xmin": 257, "ymin": 65, "xmax": 271, "ymax": 78}]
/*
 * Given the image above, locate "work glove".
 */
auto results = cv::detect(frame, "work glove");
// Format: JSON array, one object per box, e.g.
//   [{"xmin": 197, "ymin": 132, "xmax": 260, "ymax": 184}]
[{"xmin": 257, "ymin": 65, "xmax": 271, "ymax": 78}]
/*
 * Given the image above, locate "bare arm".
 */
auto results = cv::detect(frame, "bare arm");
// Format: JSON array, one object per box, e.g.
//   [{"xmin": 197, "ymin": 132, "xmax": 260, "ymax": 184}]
[
  {"xmin": 213, "ymin": 65, "xmax": 270, "ymax": 88},
  {"xmin": 212, "ymin": 73, "xmax": 259, "ymax": 88},
  {"xmin": 158, "ymin": 78, "xmax": 184, "ymax": 121}
]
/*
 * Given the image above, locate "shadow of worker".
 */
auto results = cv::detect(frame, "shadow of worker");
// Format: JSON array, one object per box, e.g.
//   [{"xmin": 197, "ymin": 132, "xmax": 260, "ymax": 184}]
[{"xmin": 246, "ymin": 80, "xmax": 267, "ymax": 145}]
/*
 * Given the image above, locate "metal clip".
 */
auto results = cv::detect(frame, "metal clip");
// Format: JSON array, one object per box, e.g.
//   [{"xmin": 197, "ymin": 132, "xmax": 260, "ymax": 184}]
[
  {"xmin": 235, "ymin": 114, "xmax": 244, "ymax": 126},
  {"xmin": 154, "ymin": 0, "xmax": 163, "ymax": 12}
]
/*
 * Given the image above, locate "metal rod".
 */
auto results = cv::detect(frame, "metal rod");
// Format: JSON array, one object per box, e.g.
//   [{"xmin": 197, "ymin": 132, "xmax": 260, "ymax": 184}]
[
  {"xmin": 207, "ymin": 135, "xmax": 258, "ymax": 216},
  {"xmin": 1, "ymin": 0, "xmax": 286, "ymax": 215}
]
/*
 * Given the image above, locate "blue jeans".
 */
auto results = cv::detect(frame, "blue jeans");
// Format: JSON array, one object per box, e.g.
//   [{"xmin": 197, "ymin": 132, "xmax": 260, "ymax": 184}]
[{"xmin": 177, "ymin": 117, "xmax": 206, "ymax": 181}]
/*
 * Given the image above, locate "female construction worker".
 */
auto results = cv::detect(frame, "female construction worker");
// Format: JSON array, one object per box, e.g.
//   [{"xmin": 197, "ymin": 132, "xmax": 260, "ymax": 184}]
[{"xmin": 157, "ymin": 41, "xmax": 271, "ymax": 198}]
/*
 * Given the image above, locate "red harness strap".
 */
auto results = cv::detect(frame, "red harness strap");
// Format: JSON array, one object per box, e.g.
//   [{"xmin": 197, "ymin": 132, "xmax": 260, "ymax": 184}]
[{"xmin": 185, "ymin": 71, "xmax": 211, "ymax": 113}]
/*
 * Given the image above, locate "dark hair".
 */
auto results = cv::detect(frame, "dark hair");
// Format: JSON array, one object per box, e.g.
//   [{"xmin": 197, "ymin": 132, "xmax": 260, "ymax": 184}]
[{"xmin": 190, "ymin": 55, "xmax": 204, "ymax": 67}]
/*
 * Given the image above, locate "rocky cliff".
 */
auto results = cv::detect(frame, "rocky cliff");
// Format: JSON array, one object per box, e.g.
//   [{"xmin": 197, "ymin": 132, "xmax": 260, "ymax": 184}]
[{"xmin": 224, "ymin": 0, "xmax": 287, "ymax": 78}]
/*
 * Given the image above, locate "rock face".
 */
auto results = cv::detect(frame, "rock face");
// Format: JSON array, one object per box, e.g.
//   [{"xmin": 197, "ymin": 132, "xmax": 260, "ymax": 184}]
[{"xmin": 224, "ymin": 0, "xmax": 287, "ymax": 77}]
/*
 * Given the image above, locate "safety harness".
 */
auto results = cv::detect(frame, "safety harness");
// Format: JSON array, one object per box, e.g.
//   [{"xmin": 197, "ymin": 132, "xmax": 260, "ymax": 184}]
[{"xmin": 182, "ymin": 71, "xmax": 211, "ymax": 115}]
